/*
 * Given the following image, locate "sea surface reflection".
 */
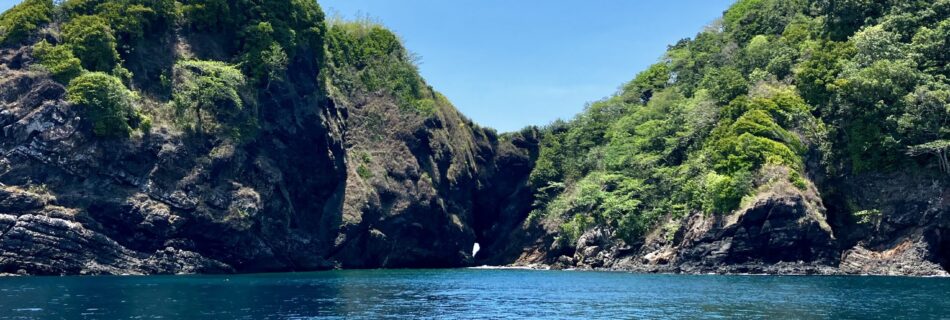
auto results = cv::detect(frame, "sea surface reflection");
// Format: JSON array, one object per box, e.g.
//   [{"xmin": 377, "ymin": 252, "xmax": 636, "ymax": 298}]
[{"xmin": 0, "ymin": 269, "xmax": 947, "ymax": 319}]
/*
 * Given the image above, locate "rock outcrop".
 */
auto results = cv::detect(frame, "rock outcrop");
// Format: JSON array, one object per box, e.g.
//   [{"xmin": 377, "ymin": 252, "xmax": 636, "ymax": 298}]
[
  {"xmin": 0, "ymin": 35, "xmax": 536, "ymax": 274},
  {"xmin": 506, "ymin": 170, "xmax": 949, "ymax": 276}
]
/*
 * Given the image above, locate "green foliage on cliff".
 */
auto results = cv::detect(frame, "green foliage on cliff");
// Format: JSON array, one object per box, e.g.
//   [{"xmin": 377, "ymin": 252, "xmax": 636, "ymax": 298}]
[
  {"xmin": 326, "ymin": 18, "xmax": 435, "ymax": 114},
  {"xmin": 67, "ymin": 72, "xmax": 145, "ymax": 138},
  {"xmin": 62, "ymin": 15, "xmax": 120, "ymax": 72},
  {"xmin": 530, "ymin": 0, "xmax": 950, "ymax": 246},
  {"xmin": 63, "ymin": 0, "xmax": 177, "ymax": 51},
  {"xmin": 171, "ymin": 60, "xmax": 250, "ymax": 138},
  {"xmin": 32, "ymin": 40, "xmax": 83, "ymax": 83},
  {"xmin": 178, "ymin": 0, "xmax": 326, "ymax": 82},
  {"xmin": 0, "ymin": 0, "xmax": 52, "ymax": 46},
  {"xmin": 5, "ymin": 0, "xmax": 445, "ymax": 142}
]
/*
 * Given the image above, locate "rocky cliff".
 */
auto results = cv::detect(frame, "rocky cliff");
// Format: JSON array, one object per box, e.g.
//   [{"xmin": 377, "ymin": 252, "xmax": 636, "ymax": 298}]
[
  {"xmin": 0, "ymin": 0, "xmax": 948, "ymax": 277},
  {"xmin": 509, "ymin": 169, "xmax": 949, "ymax": 276},
  {"xmin": 0, "ymin": 22, "xmax": 537, "ymax": 275}
]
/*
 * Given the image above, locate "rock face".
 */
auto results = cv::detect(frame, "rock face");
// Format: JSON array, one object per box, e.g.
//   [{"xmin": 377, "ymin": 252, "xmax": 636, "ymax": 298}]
[
  {"xmin": 508, "ymin": 172, "xmax": 949, "ymax": 276},
  {"xmin": 0, "ymin": 40, "xmax": 536, "ymax": 275},
  {"xmin": 832, "ymin": 172, "xmax": 950, "ymax": 276}
]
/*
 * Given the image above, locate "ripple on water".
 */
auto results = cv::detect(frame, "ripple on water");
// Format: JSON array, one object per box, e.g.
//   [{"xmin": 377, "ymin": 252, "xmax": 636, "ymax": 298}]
[{"xmin": 0, "ymin": 271, "xmax": 947, "ymax": 319}]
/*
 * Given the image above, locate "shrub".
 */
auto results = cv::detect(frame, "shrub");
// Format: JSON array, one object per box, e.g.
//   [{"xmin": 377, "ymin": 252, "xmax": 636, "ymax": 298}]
[
  {"xmin": 180, "ymin": 0, "xmax": 326, "ymax": 75},
  {"xmin": 62, "ymin": 15, "xmax": 120, "ymax": 72},
  {"xmin": 788, "ymin": 170, "xmax": 807, "ymax": 190},
  {"xmin": 32, "ymin": 40, "xmax": 84, "ymax": 83},
  {"xmin": 172, "ymin": 60, "xmax": 249, "ymax": 137},
  {"xmin": 356, "ymin": 164, "xmax": 373, "ymax": 179},
  {"xmin": 0, "ymin": 0, "xmax": 52, "ymax": 46},
  {"xmin": 89, "ymin": 0, "xmax": 178, "ymax": 50},
  {"xmin": 703, "ymin": 171, "xmax": 752, "ymax": 214},
  {"xmin": 327, "ymin": 20, "xmax": 431, "ymax": 114},
  {"xmin": 67, "ymin": 72, "xmax": 141, "ymax": 138},
  {"xmin": 560, "ymin": 214, "xmax": 593, "ymax": 244}
]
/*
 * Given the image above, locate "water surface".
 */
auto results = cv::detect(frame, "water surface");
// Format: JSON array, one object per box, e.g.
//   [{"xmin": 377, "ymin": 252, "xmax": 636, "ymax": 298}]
[{"xmin": 0, "ymin": 269, "xmax": 947, "ymax": 319}]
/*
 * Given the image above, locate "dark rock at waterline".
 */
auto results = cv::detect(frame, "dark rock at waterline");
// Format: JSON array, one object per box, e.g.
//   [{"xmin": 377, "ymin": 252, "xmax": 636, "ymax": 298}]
[{"xmin": 508, "ymin": 173, "xmax": 949, "ymax": 277}]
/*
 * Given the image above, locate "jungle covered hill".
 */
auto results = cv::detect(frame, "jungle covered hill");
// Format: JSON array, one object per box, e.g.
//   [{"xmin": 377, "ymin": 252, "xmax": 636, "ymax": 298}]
[{"xmin": 519, "ymin": 0, "xmax": 950, "ymax": 274}]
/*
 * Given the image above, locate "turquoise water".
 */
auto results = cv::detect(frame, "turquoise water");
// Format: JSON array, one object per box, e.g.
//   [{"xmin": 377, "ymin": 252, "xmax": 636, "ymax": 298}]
[{"xmin": 0, "ymin": 269, "xmax": 947, "ymax": 319}]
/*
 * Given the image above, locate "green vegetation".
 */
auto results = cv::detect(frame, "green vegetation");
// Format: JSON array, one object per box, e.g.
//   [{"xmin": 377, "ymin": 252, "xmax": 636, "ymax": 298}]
[
  {"xmin": 171, "ymin": 60, "xmax": 250, "ymax": 138},
  {"xmin": 4, "ymin": 0, "xmax": 949, "ymax": 248},
  {"xmin": 6, "ymin": 0, "xmax": 445, "ymax": 141},
  {"xmin": 63, "ymin": 0, "xmax": 177, "ymax": 50},
  {"xmin": 327, "ymin": 18, "xmax": 435, "ymax": 114},
  {"xmin": 62, "ymin": 15, "xmax": 120, "ymax": 72},
  {"xmin": 529, "ymin": 0, "xmax": 950, "ymax": 246},
  {"xmin": 67, "ymin": 72, "xmax": 145, "ymax": 138},
  {"xmin": 0, "ymin": 0, "xmax": 338, "ymax": 141},
  {"xmin": 32, "ymin": 40, "xmax": 84, "ymax": 83},
  {"xmin": 0, "ymin": 0, "xmax": 52, "ymax": 46},
  {"xmin": 179, "ymin": 0, "xmax": 327, "ymax": 82}
]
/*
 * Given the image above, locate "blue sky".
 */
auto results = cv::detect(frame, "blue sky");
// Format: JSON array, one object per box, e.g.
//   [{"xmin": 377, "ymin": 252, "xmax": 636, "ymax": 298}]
[
  {"xmin": 0, "ymin": 0, "xmax": 736, "ymax": 132},
  {"xmin": 321, "ymin": 1, "xmax": 735, "ymax": 131}
]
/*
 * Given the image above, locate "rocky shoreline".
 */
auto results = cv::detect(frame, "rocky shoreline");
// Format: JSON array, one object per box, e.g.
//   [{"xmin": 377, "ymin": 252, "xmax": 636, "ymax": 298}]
[{"xmin": 0, "ymin": 1, "xmax": 948, "ymax": 278}]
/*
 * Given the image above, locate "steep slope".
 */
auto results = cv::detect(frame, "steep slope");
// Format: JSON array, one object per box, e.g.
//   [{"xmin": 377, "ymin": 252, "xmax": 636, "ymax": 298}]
[
  {"xmin": 509, "ymin": 0, "xmax": 950, "ymax": 276},
  {"xmin": 0, "ymin": 0, "xmax": 535, "ymax": 275}
]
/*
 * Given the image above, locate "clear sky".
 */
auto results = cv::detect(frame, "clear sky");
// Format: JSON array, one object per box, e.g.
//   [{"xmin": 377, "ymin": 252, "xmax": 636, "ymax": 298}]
[
  {"xmin": 321, "ymin": 0, "xmax": 735, "ymax": 132},
  {"xmin": 0, "ymin": 0, "xmax": 736, "ymax": 132}
]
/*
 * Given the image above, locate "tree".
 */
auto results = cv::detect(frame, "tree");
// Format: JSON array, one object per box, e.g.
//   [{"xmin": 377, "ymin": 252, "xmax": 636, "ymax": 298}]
[
  {"xmin": 261, "ymin": 42, "xmax": 288, "ymax": 89},
  {"xmin": 818, "ymin": 0, "xmax": 889, "ymax": 41},
  {"xmin": 67, "ymin": 72, "xmax": 141, "ymax": 138},
  {"xmin": 33, "ymin": 40, "xmax": 84, "ymax": 83},
  {"xmin": 172, "ymin": 60, "xmax": 247, "ymax": 136},
  {"xmin": 795, "ymin": 40, "xmax": 851, "ymax": 110},
  {"xmin": 911, "ymin": 20, "xmax": 950, "ymax": 76},
  {"xmin": 622, "ymin": 63, "xmax": 670, "ymax": 104},
  {"xmin": 62, "ymin": 15, "xmax": 119, "ymax": 72},
  {"xmin": 91, "ymin": 0, "xmax": 178, "ymax": 49},
  {"xmin": 701, "ymin": 66, "xmax": 748, "ymax": 105},
  {"xmin": 723, "ymin": 0, "xmax": 804, "ymax": 44},
  {"xmin": 908, "ymin": 140, "xmax": 950, "ymax": 176},
  {"xmin": 0, "ymin": 0, "xmax": 52, "ymax": 46},
  {"xmin": 850, "ymin": 25, "xmax": 905, "ymax": 67}
]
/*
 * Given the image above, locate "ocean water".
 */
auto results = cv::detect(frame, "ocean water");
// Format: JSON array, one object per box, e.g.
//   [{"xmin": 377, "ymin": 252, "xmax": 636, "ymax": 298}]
[{"xmin": 0, "ymin": 269, "xmax": 947, "ymax": 319}]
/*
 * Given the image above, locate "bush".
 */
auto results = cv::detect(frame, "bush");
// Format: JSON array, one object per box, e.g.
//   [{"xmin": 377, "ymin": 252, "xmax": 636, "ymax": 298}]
[
  {"xmin": 32, "ymin": 40, "xmax": 84, "ymax": 83},
  {"xmin": 180, "ymin": 0, "xmax": 327, "ymax": 76},
  {"xmin": 327, "ymin": 20, "xmax": 432, "ymax": 113},
  {"xmin": 88, "ymin": 0, "xmax": 178, "ymax": 50},
  {"xmin": 67, "ymin": 72, "xmax": 141, "ymax": 138},
  {"xmin": 172, "ymin": 60, "xmax": 249, "ymax": 137},
  {"xmin": 0, "ymin": 0, "xmax": 52, "ymax": 46},
  {"xmin": 62, "ymin": 15, "xmax": 120, "ymax": 72},
  {"xmin": 703, "ymin": 171, "xmax": 752, "ymax": 214}
]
